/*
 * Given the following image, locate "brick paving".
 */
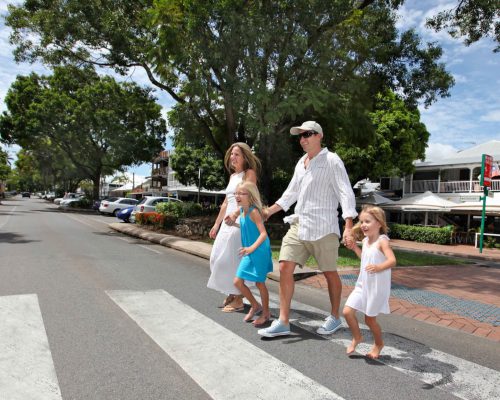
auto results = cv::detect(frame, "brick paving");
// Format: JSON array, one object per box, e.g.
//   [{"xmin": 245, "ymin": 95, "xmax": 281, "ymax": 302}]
[{"xmin": 299, "ymin": 240, "xmax": 500, "ymax": 342}]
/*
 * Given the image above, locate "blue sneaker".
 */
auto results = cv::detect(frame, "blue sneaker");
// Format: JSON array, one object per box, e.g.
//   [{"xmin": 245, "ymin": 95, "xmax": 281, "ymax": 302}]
[
  {"xmin": 316, "ymin": 315, "xmax": 342, "ymax": 335},
  {"xmin": 257, "ymin": 320, "xmax": 291, "ymax": 337}
]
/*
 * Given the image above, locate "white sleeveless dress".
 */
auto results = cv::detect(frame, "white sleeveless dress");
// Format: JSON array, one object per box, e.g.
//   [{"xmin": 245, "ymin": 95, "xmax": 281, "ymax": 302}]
[
  {"xmin": 207, "ymin": 171, "xmax": 245, "ymax": 295},
  {"xmin": 345, "ymin": 235, "xmax": 392, "ymax": 317}
]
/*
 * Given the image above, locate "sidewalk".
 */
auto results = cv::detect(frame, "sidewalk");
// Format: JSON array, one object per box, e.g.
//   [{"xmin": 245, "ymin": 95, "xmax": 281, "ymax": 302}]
[{"xmin": 109, "ymin": 223, "xmax": 500, "ymax": 342}]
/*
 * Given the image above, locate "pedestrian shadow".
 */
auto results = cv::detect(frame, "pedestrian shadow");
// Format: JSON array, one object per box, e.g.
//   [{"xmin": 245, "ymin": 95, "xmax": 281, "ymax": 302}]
[{"xmin": 0, "ymin": 232, "xmax": 40, "ymax": 244}]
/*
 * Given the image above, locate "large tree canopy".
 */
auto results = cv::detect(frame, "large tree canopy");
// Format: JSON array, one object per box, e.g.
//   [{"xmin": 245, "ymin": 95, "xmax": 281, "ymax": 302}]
[
  {"xmin": 5, "ymin": 0, "xmax": 454, "ymax": 198},
  {"xmin": 0, "ymin": 66, "xmax": 167, "ymax": 199},
  {"xmin": 426, "ymin": 0, "xmax": 500, "ymax": 52}
]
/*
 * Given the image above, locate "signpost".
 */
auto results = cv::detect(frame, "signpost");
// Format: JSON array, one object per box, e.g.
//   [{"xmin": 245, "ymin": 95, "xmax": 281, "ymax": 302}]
[{"xmin": 478, "ymin": 154, "xmax": 493, "ymax": 253}]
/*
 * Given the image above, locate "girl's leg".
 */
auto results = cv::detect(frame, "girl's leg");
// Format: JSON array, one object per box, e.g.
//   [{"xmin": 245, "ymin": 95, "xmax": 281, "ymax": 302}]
[
  {"xmin": 365, "ymin": 315, "xmax": 384, "ymax": 359},
  {"xmin": 253, "ymin": 282, "xmax": 271, "ymax": 326},
  {"xmin": 233, "ymin": 277, "xmax": 261, "ymax": 321},
  {"xmin": 342, "ymin": 306, "xmax": 363, "ymax": 354}
]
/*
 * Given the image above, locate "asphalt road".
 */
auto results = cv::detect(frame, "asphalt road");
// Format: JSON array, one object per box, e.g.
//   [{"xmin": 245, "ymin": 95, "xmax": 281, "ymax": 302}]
[{"xmin": 1, "ymin": 197, "xmax": 499, "ymax": 400}]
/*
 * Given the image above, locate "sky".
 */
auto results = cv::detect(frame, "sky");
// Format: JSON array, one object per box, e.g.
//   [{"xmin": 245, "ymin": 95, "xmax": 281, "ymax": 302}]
[{"xmin": 1, "ymin": 0, "xmax": 499, "ymax": 182}]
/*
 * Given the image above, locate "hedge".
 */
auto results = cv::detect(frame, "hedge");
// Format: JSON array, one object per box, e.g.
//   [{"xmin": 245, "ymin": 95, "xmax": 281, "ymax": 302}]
[{"xmin": 389, "ymin": 224, "xmax": 453, "ymax": 245}]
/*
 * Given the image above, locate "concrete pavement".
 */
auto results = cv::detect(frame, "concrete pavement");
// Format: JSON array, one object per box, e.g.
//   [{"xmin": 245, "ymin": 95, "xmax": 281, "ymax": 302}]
[{"xmin": 109, "ymin": 223, "xmax": 500, "ymax": 342}]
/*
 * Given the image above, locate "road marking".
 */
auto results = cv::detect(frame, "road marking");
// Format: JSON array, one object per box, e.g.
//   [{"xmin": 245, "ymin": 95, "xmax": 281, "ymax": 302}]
[
  {"xmin": 107, "ymin": 289, "xmax": 345, "ymax": 400},
  {"xmin": 0, "ymin": 205, "xmax": 16, "ymax": 229},
  {"xmin": 0, "ymin": 294, "xmax": 62, "ymax": 400},
  {"xmin": 261, "ymin": 291, "xmax": 500, "ymax": 400},
  {"xmin": 138, "ymin": 244, "xmax": 162, "ymax": 254}
]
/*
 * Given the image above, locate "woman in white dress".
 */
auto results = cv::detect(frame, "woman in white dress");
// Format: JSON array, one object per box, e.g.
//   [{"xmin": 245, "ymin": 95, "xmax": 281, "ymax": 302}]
[
  {"xmin": 343, "ymin": 205, "xmax": 396, "ymax": 359},
  {"xmin": 207, "ymin": 142, "xmax": 261, "ymax": 312}
]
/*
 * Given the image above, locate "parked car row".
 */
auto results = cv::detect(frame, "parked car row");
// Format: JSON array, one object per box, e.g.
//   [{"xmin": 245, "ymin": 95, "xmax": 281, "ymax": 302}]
[
  {"xmin": 99, "ymin": 197, "xmax": 138, "ymax": 216},
  {"xmin": 129, "ymin": 196, "xmax": 182, "ymax": 223}
]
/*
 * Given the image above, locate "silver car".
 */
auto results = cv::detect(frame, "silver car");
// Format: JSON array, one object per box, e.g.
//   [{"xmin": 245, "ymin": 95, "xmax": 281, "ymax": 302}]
[
  {"xmin": 130, "ymin": 196, "xmax": 182, "ymax": 222},
  {"xmin": 99, "ymin": 197, "xmax": 138, "ymax": 216}
]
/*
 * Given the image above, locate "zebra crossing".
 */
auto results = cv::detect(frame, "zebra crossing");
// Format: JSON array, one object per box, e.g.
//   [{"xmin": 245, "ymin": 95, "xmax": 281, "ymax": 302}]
[{"xmin": 1, "ymin": 290, "xmax": 499, "ymax": 400}]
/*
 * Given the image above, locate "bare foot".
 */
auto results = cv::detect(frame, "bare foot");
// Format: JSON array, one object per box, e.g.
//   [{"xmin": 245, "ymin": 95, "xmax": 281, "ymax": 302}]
[
  {"xmin": 366, "ymin": 343, "xmax": 384, "ymax": 359},
  {"xmin": 252, "ymin": 312, "xmax": 271, "ymax": 327},
  {"xmin": 243, "ymin": 305, "xmax": 262, "ymax": 322},
  {"xmin": 346, "ymin": 336, "xmax": 363, "ymax": 355}
]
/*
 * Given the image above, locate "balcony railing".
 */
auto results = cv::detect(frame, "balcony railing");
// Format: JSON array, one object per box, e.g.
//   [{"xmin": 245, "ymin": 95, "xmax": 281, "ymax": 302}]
[{"xmin": 406, "ymin": 180, "xmax": 500, "ymax": 193}]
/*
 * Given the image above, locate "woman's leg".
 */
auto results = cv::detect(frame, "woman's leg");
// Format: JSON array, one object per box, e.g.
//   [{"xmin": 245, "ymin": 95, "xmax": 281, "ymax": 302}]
[
  {"xmin": 253, "ymin": 282, "xmax": 271, "ymax": 326},
  {"xmin": 365, "ymin": 315, "xmax": 384, "ymax": 359},
  {"xmin": 343, "ymin": 306, "xmax": 363, "ymax": 354}
]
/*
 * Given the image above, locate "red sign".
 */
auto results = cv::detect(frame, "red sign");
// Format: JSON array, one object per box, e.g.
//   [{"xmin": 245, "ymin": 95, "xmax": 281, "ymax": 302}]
[{"xmin": 481, "ymin": 154, "xmax": 493, "ymax": 187}]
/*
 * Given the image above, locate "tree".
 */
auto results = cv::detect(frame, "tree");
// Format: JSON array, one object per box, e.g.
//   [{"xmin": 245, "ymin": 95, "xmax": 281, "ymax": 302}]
[
  {"xmin": 0, "ymin": 149, "xmax": 11, "ymax": 183},
  {"xmin": 426, "ymin": 0, "xmax": 500, "ymax": 52},
  {"xmin": 6, "ymin": 1, "xmax": 453, "ymax": 198},
  {"xmin": 0, "ymin": 66, "xmax": 167, "ymax": 199},
  {"xmin": 169, "ymin": 142, "xmax": 225, "ymax": 191},
  {"xmin": 335, "ymin": 91, "xmax": 429, "ymax": 182}
]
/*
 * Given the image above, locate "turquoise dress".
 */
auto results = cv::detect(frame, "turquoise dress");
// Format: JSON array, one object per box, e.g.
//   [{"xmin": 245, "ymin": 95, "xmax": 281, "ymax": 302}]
[{"xmin": 236, "ymin": 206, "xmax": 273, "ymax": 282}]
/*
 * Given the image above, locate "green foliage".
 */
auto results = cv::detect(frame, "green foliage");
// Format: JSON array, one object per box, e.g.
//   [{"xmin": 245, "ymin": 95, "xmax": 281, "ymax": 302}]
[
  {"xmin": 0, "ymin": 149, "xmax": 11, "ymax": 182},
  {"xmin": 0, "ymin": 66, "xmax": 167, "ymax": 199},
  {"xmin": 156, "ymin": 201, "xmax": 204, "ymax": 218},
  {"xmin": 68, "ymin": 198, "xmax": 92, "ymax": 209},
  {"xmin": 485, "ymin": 236, "xmax": 498, "ymax": 249},
  {"xmin": 426, "ymin": 0, "xmax": 500, "ymax": 52},
  {"xmin": 390, "ymin": 224, "xmax": 453, "ymax": 245},
  {"xmin": 5, "ymin": 1, "xmax": 454, "ymax": 199},
  {"xmin": 336, "ymin": 91, "xmax": 430, "ymax": 181},
  {"xmin": 169, "ymin": 142, "xmax": 225, "ymax": 190}
]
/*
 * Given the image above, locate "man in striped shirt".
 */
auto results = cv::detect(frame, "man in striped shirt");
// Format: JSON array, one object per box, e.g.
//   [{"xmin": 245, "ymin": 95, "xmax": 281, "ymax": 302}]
[{"xmin": 258, "ymin": 121, "xmax": 357, "ymax": 337}]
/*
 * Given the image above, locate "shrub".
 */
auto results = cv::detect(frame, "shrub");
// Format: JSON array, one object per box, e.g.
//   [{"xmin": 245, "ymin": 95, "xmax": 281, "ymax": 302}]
[
  {"xmin": 69, "ymin": 198, "xmax": 92, "ymax": 208},
  {"xmin": 485, "ymin": 236, "xmax": 498, "ymax": 249},
  {"xmin": 389, "ymin": 224, "xmax": 453, "ymax": 245},
  {"xmin": 156, "ymin": 201, "xmax": 184, "ymax": 218}
]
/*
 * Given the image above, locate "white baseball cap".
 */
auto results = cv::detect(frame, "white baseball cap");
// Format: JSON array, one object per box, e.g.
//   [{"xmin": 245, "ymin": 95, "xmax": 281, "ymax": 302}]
[{"xmin": 290, "ymin": 121, "xmax": 323, "ymax": 136}]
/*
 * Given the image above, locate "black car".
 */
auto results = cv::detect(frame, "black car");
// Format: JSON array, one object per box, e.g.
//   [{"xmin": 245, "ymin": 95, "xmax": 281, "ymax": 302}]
[{"xmin": 22, "ymin": 192, "xmax": 31, "ymax": 198}]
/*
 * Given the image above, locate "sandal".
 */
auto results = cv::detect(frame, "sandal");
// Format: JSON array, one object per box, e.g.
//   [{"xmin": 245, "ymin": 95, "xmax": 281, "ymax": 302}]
[
  {"xmin": 221, "ymin": 297, "xmax": 244, "ymax": 313},
  {"xmin": 221, "ymin": 294, "xmax": 236, "ymax": 308},
  {"xmin": 253, "ymin": 314, "xmax": 271, "ymax": 327}
]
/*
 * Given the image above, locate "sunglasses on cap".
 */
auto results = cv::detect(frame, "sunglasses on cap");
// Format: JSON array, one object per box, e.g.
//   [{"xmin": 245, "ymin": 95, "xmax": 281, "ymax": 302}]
[{"xmin": 297, "ymin": 130, "xmax": 319, "ymax": 139}]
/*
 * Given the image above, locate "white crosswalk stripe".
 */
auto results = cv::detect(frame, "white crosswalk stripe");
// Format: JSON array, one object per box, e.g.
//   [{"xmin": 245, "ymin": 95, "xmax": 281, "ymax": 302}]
[
  {"xmin": 107, "ymin": 289, "xmax": 346, "ymax": 400},
  {"xmin": 0, "ymin": 294, "xmax": 62, "ymax": 400},
  {"xmin": 262, "ymin": 291, "xmax": 500, "ymax": 400}
]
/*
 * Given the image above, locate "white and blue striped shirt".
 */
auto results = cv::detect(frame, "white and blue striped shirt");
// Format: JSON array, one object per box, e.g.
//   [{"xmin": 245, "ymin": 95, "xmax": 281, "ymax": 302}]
[{"xmin": 276, "ymin": 148, "xmax": 357, "ymax": 241}]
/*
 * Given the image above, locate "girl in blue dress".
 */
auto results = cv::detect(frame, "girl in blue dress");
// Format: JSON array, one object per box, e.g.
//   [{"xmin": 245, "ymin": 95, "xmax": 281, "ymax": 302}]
[{"xmin": 233, "ymin": 181, "xmax": 273, "ymax": 326}]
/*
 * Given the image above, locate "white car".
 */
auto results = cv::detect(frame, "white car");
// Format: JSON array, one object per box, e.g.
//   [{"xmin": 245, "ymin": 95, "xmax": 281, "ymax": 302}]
[
  {"xmin": 59, "ymin": 196, "xmax": 86, "ymax": 208},
  {"xmin": 130, "ymin": 196, "xmax": 182, "ymax": 222},
  {"xmin": 99, "ymin": 197, "xmax": 138, "ymax": 216},
  {"xmin": 54, "ymin": 193, "xmax": 82, "ymax": 205}
]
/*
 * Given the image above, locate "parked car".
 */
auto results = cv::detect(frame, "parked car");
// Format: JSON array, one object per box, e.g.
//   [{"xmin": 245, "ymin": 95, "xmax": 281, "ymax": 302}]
[
  {"xmin": 59, "ymin": 196, "xmax": 86, "ymax": 208},
  {"xmin": 130, "ymin": 196, "xmax": 182, "ymax": 223},
  {"xmin": 116, "ymin": 206, "xmax": 135, "ymax": 223},
  {"xmin": 54, "ymin": 193, "xmax": 82, "ymax": 205},
  {"xmin": 99, "ymin": 197, "xmax": 138, "ymax": 216},
  {"xmin": 21, "ymin": 192, "xmax": 31, "ymax": 198}
]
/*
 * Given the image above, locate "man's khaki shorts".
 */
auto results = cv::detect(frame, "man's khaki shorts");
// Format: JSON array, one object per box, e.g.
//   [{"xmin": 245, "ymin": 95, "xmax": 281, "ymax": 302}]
[{"xmin": 279, "ymin": 223, "xmax": 339, "ymax": 271}]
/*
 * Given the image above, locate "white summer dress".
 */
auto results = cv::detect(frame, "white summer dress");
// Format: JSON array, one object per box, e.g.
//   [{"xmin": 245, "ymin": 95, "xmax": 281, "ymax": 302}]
[
  {"xmin": 345, "ymin": 234, "xmax": 392, "ymax": 317},
  {"xmin": 207, "ymin": 171, "xmax": 245, "ymax": 295}
]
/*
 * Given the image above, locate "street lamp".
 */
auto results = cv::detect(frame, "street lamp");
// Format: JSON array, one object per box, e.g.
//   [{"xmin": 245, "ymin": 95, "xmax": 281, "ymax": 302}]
[{"xmin": 197, "ymin": 167, "xmax": 202, "ymax": 203}]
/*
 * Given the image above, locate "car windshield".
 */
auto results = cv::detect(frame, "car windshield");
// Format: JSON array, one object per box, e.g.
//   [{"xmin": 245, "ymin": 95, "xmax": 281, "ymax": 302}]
[{"xmin": 137, "ymin": 198, "xmax": 148, "ymax": 205}]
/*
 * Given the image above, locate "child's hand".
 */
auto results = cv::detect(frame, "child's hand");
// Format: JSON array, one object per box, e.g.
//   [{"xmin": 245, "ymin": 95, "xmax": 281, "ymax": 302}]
[
  {"xmin": 365, "ymin": 264, "xmax": 380, "ymax": 274},
  {"xmin": 239, "ymin": 247, "xmax": 252, "ymax": 256}
]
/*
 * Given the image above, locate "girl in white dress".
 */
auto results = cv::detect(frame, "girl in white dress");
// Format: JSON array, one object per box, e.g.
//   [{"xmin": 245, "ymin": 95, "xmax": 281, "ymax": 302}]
[
  {"xmin": 343, "ymin": 205, "xmax": 396, "ymax": 359},
  {"xmin": 207, "ymin": 143, "xmax": 261, "ymax": 312}
]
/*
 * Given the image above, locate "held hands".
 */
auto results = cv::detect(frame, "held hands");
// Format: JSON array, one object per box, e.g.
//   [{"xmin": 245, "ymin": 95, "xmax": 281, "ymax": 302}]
[
  {"xmin": 239, "ymin": 247, "xmax": 253, "ymax": 256},
  {"xmin": 224, "ymin": 211, "xmax": 239, "ymax": 226},
  {"xmin": 365, "ymin": 264, "xmax": 381, "ymax": 274}
]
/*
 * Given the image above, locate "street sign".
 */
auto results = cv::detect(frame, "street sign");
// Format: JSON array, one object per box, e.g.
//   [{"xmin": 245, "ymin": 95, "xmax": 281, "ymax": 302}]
[{"xmin": 480, "ymin": 154, "xmax": 493, "ymax": 187}]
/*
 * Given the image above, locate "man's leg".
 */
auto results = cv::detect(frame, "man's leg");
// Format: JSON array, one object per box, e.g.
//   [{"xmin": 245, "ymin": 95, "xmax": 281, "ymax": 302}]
[
  {"xmin": 278, "ymin": 260, "xmax": 296, "ymax": 324},
  {"xmin": 323, "ymin": 271, "xmax": 342, "ymax": 319}
]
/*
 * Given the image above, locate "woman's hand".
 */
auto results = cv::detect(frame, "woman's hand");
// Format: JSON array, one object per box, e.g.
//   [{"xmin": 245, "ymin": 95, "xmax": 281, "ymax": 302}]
[
  {"xmin": 209, "ymin": 224, "xmax": 219, "ymax": 239},
  {"xmin": 224, "ymin": 211, "xmax": 238, "ymax": 226}
]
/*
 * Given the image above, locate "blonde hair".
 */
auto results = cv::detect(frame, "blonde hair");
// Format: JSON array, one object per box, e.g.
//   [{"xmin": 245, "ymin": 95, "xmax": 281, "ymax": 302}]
[
  {"xmin": 352, "ymin": 205, "xmax": 389, "ymax": 241},
  {"xmin": 224, "ymin": 142, "xmax": 262, "ymax": 179},
  {"xmin": 236, "ymin": 181, "xmax": 263, "ymax": 214}
]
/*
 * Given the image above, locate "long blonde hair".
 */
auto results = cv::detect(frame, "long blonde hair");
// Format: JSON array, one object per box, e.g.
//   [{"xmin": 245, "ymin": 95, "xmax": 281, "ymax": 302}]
[
  {"xmin": 236, "ymin": 181, "xmax": 263, "ymax": 214},
  {"xmin": 352, "ymin": 205, "xmax": 389, "ymax": 241},
  {"xmin": 224, "ymin": 142, "xmax": 262, "ymax": 178}
]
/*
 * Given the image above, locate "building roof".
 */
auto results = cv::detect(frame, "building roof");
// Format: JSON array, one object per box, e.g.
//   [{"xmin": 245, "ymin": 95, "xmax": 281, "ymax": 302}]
[
  {"xmin": 384, "ymin": 191, "xmax": 456, "ymax": 211},
  {"xmin": 416, "ymin": 140, "xmax": 500, "ymax": 168}
]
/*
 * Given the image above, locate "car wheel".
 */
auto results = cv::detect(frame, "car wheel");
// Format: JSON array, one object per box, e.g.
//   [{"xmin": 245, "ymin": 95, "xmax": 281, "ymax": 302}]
[{"xmin": 112, "ymin": 209, "xmax": 119, "ymax": 216}]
